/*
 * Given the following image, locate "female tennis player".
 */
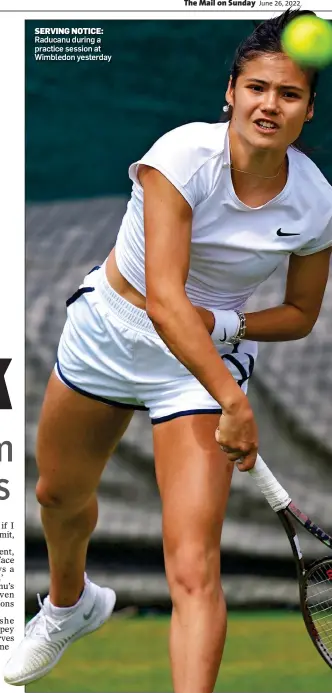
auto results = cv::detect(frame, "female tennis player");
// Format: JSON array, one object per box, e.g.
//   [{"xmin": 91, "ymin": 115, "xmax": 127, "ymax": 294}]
[{"xmin": 5, "ymin": 9, "xmax": 332, "ymax": 692}]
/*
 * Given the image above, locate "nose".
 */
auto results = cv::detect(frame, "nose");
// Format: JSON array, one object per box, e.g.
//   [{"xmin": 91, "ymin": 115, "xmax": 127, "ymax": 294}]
[{"xmin": 261, "ymin": 90, "xmax": 280, "ymax": 114}]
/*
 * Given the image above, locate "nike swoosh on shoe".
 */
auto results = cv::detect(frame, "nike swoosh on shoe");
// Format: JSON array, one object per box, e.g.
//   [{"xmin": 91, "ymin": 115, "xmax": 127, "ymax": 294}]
[{"xmin": 83, "ymin": 604, "xmax": 95, "ymax": 621}]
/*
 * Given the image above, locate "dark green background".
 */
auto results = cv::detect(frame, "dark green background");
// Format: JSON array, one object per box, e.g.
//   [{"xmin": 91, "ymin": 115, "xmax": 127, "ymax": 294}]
[{"xmin": 26, "ymin": 19, "xmax": 332, "ymax": 202}]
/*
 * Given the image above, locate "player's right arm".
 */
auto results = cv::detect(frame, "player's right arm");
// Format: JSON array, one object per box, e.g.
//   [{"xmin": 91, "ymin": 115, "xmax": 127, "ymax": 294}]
[{"xmin": 140, "ymin": 164, "xmax": 258, "ymax": 469}]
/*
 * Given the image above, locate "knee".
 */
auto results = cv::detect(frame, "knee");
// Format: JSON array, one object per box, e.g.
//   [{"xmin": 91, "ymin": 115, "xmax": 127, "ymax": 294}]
[
  {"xmin": 36, "ymin": 478, "xmax": 68, "ymax": 509},
  {"xmin": 166, "ymin": 544, "xmax": 221, "ymax": 602},
  {"xmin": 35, "ymin": 477, "xmax": 87, "ymax": 512}
]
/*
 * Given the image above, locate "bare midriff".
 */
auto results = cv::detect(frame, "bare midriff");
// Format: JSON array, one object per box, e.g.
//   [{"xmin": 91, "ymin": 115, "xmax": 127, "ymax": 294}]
[{"xmin": 105, "ymin": 248, "xmax": 147, "ymax": 310}]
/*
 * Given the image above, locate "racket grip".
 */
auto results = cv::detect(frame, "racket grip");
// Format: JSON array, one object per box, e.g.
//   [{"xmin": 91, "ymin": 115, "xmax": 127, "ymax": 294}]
[{"xmin": 248, "ymin": 454, "xmax": 291, "ymax": 512}]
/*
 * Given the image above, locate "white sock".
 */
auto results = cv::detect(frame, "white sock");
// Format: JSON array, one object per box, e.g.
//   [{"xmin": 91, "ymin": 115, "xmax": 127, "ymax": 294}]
[{"xmin": 48, "ymin": 575, "xmax": 88, "ymax": 615}]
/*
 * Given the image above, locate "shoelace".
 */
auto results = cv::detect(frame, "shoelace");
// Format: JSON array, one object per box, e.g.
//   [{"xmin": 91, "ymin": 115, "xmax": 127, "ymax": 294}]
[{"xmin": 26, "ymin": 594, "xmax": 62, "ymax": 641}]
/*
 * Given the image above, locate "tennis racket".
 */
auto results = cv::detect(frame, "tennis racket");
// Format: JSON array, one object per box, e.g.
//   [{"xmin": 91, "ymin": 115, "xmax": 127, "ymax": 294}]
[{"xmin": 248, "ymin": 454, "xmax": 332, "ymax": 669}]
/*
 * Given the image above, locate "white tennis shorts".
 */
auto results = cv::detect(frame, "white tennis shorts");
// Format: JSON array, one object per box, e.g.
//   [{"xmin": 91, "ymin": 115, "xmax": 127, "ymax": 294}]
[{"xmin": 55, "ymin": 263, "xmax": 258, "ymax": 424}]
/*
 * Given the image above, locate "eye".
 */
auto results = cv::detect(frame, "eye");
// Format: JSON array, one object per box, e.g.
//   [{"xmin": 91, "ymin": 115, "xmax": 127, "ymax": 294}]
[
  {"xmin": 248, "ymin": 85, "xmax": 264, "ymax": 92},
  {"xmin": 283, "ymin": 91, "xmax": 300, "ymax": 99}
]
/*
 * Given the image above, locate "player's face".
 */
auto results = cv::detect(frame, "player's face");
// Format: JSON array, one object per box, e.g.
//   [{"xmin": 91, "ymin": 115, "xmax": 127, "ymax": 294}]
[{"xmin": 226, "ymin": 53, "xmax": 314, "ymax": 151}]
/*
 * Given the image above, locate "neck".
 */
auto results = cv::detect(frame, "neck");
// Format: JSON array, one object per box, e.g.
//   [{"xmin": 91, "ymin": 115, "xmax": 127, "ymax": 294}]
[{"xmin": 228, "ymin": 123, "xmax": 287, "ymax": 179}]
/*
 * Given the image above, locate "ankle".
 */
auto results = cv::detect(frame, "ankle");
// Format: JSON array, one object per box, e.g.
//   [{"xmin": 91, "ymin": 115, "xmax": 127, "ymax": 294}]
[{"xmin": 49, "ymin": 573, "xmax": 86, "ymax": 607}]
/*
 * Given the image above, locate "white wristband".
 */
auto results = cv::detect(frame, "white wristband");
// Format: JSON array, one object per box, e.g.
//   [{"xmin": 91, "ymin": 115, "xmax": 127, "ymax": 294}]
[{"xmin": 211, "ymin": 309, "xmax": 240, "ymax": 344}]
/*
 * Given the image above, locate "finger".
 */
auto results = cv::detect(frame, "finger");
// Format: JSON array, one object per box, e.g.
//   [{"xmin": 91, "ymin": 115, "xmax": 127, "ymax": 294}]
[
  {"xmin": 216, "ymin": 437, "xmax": 242, "ymax": 455},
  {"xmin": 217, "ymin": 445, "xmax": 244, "ymax": 461},
  {"xmin": 236, "ymin": 451, "xmax": 257, "ymax": 472},
  {"xmin": 215, "ymin": 427, "xmax": 229, "ymax": 445},
  {"xmin": 225, "ymin": 450, "xmax": 246, "ymax": 462}
]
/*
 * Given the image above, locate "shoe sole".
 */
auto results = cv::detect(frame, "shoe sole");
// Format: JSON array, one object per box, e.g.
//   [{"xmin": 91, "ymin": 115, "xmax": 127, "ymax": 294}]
[{"xmin": 4, "ymin": 588, "xmax": 116, "ymax": 686}]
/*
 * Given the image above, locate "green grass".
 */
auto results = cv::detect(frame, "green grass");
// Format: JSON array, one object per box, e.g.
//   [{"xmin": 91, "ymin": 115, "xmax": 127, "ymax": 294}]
[{"xmin": 27, "ymin": 612, "xmax": 332, "ymax": 692}]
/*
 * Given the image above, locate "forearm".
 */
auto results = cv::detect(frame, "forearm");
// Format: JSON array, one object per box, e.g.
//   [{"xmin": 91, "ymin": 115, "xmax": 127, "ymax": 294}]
[
  {"xmin": 244, "ymin": 304, "xmax": 312, "ymax": 341},
  {"xmin": 147, "ymin": 297, "xmax": 246, "ymax": 410},
  {"xmin": 195, "ymin": 304, "xmax": 312, "ymax": 341}
]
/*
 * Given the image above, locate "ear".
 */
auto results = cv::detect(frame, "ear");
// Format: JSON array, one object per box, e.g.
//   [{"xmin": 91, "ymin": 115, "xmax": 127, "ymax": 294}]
[
  {"xmin": 225, "ymin": 76, "xmax": 235, "ymax": 109},
  {"xmin": 306, "ymin": 99, "xmax": 314, "ymax": 123}
]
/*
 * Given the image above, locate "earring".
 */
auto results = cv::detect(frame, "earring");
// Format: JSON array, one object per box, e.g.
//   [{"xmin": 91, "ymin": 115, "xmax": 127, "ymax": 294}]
[
  {"xmin": 223, "ymin": 103, "xmax": 230, "ymax": 112},
  {"xmin": 305, "ymin": 118, "xmax": 312, "ymax": 123}
]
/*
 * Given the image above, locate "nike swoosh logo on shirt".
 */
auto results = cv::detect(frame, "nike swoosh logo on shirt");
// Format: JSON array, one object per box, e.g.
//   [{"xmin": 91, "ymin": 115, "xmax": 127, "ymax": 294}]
[
  {"xmin": 83, "ymin": 604, "xmax": 95, "ymax": 621},
  {"xmin": 276, "ymin": 228, "xmax": 300, "ymax": 237},
  {"xmin": 219, "ymin": 329, "xmax": 227, "ymax": 343}
]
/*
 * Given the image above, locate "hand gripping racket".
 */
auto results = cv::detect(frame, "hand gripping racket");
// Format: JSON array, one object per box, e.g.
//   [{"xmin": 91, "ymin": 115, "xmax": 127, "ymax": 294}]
[{"xmin": 249, "ymin": 454, "xmax": 332, "ymax": 669}]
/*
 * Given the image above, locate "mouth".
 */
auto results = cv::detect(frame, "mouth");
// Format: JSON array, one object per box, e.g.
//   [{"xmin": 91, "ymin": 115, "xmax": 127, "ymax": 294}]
[{"xmin": 254, "ymin": 119, "xmax": 280, "ymax": 134}]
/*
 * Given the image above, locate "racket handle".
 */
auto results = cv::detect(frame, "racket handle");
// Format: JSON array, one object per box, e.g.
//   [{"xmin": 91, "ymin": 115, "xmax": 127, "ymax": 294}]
[{"xmin": 248, "ymin": 454, "xmax": 291, "ymax": 512}]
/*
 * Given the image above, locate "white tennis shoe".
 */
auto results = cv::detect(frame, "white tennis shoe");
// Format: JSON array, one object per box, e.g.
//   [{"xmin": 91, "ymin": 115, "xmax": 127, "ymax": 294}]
[{"xmin": 3, "ymin": 575, "xmax": 116, "ymax": 686}]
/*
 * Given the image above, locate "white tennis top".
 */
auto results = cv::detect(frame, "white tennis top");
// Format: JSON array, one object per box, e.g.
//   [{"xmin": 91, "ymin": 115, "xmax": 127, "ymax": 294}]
[{"xmin": 115, "ymin": 121, "xmax": 332, "ymax": 311}]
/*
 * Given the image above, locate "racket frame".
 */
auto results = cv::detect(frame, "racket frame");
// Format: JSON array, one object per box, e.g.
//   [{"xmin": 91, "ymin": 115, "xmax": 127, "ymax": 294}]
[
  {"xmin": 248, "ymin": 456, "xmax": 332, "ymax": 669},
  {"xmin": 277, "ymin": 504, "xmax": 332, "ymax": 669}
]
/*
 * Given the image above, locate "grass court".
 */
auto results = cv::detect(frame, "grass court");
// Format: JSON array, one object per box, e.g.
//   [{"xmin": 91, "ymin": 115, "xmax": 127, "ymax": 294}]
[{"xmin": 27, "ymin": 611, "xmax": 332, "ymax": 692}]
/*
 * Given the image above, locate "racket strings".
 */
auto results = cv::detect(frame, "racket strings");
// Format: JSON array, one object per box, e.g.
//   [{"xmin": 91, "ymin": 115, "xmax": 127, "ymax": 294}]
[{"xmin": 305, "ymin": 561, "xmax": 332, "ymax": 655}]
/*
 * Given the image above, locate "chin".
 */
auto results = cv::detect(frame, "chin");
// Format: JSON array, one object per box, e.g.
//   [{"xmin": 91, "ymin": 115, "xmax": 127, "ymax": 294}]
[{"xmin": 246, "ymin": 129, "xmax": 284, "ymax": 151}]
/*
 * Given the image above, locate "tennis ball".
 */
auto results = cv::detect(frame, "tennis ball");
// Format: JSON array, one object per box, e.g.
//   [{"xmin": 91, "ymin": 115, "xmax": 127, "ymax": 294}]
[{"xmin": 281, "ymin": 15, "xmax": 332, "ymax": 69}]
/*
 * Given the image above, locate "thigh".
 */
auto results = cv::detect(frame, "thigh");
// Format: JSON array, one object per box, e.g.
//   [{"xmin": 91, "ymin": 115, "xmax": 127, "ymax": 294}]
[
  {"xmin": 142, "ymin": 339, "xmax": 255, "ymax": 425},
  {"xmin": 153, "ymin": 413, "xmax": 233, "ymax": 558},
  {"xmin": 36, "ymin": 371, "xmax": 134, "ymax": 503}
]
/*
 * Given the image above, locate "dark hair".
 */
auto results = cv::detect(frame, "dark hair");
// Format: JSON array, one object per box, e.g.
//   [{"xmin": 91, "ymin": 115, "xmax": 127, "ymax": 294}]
[{"xmin": 220, "ymin": 9, "xmax": 319, "ymax": 146}]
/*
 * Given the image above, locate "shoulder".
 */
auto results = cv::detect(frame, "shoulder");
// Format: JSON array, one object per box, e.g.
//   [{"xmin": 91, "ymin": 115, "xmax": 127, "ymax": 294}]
[
  {"xmin": 129, "ymin": 121, "xmax": 228, "ymax": 187},
  {"xmin": 151, "ymin": 120, "xmax": 228, "ymax": 156},
  {"xmin": 289, "ymin": 148, "xmax": 332, "ymax": 256},
  {"xmin": 289, "ymin": 147, "xmax": 332, "ymax": 210}
]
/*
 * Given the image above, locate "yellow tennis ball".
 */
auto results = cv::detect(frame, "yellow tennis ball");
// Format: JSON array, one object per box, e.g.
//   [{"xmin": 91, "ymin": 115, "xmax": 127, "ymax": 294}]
[{"xmin": 282, "ymin": 15, "xmax": 332, "ymax": 69}]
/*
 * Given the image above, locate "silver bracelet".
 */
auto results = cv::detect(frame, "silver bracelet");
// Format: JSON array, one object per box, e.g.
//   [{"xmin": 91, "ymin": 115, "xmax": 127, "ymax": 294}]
[{"xmin": 228, "ymin": 311, "xmax": 246, "ymax": 345}]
